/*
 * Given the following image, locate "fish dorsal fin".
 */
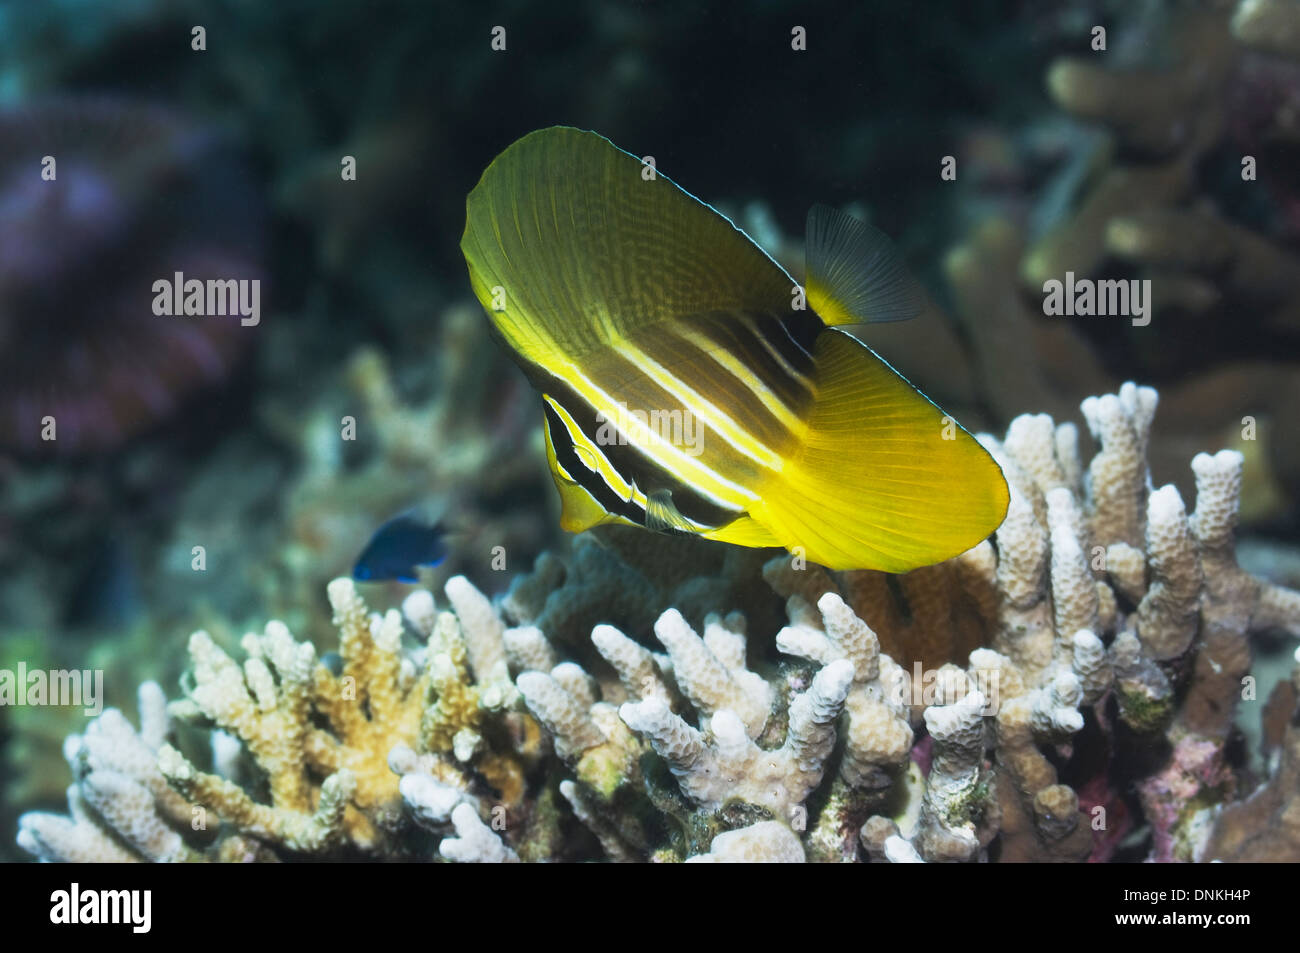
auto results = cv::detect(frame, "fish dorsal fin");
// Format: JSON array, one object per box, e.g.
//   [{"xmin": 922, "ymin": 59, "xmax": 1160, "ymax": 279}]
[
  {"xmin": 804, "ymin": 204, "xmax": 926, "ymax": 326},
  {"xmin": 461, "ymin": 127, "xmax": 796, "ymax": 372}
]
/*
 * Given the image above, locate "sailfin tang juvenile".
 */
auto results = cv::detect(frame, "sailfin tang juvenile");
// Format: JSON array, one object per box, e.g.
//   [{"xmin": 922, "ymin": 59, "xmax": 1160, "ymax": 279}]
[{"xmin": 461, "ymin": 126, "xmax": 1008, "ymax": 571}]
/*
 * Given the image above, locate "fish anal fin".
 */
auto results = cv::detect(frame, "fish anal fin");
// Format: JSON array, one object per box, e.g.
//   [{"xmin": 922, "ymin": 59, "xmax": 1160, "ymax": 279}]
[{"xmin": 703, "ymin": 513, "xmax": 782, "ymax": 549}]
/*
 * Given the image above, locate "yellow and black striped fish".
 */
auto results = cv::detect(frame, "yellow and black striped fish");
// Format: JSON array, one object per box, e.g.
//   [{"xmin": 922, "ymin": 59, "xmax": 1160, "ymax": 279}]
[{"xmin": 460, "ymin": 127, "xmax": 1008, "ymax": 572}]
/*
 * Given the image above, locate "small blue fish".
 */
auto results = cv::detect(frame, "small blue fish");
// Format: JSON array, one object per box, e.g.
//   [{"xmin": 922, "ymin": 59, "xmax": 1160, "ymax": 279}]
[{"xmin": 352, "ymin": 513, "xmax": 448, "ymax": 583}]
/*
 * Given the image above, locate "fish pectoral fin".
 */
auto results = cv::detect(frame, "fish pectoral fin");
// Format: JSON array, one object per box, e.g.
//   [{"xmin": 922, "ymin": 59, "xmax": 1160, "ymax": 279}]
[
  {"xmin": 804, "ymin": 204, "xmax": 926, "ymax": 326},
  {"xmin": 644, "ymin": 489, "xmax": 695, "ymax": 535},
  {"xmin": 751, "ymin": 328, "xmax": 1009, "ymax": 572}
]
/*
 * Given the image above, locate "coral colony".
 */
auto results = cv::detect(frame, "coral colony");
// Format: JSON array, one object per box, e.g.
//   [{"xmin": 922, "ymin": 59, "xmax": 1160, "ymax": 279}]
[{"xmin": 17, "ymin": 384, "xmax": 1300, "ymax": 862}]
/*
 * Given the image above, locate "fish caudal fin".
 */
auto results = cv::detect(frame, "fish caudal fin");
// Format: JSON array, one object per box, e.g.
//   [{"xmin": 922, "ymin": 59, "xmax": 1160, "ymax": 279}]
[
  {"xmin": 805, "ymin": 204, "xmax": 926, "ymax": 325},
  {"xmin": 750, "ymin": 329, "xmax": 1008, "ymax": 572}
]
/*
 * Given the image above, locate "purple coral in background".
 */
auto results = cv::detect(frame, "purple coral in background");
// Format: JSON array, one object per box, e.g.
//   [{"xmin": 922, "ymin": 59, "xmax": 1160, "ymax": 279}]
[
  {"xmin": 0, "ymin": 99, "xmax": 264, "ymax": 453},
  {"xmin": 1227, "ymin": 54, "xmax": 1300, "ymax": 238}
]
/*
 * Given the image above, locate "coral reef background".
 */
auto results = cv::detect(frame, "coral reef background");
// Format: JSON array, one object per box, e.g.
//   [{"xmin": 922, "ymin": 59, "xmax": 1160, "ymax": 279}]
[
  {"xmin": 3, "ymin": 0, "xmax": 1300, "ymax": 861},
  {"xmin": 17, "ymin": 386, "xmax": 1300, "ymax": 862}
]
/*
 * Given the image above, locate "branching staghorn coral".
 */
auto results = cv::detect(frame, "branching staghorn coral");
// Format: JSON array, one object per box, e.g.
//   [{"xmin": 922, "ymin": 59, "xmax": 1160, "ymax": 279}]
[
  {"xmin": 757, "ymin": 380, "xmax": 1299, "ymax": 861},
  {"xmin": 512, "ymin": 606, "xmax": 854, "ymax": 860},
  {"xmin": 18, "ymin": 682, "xmax": 205, "ymax": 863},
  {"xmin": 1204, "ymin": 649, "xmax": 1300, "ymax": 861},
  {"xmin": 501, "ymin": 525, "xmax": 783, "ymax": 651},
  {"xmin": 19, "ymin": 576, "xmax": 543, "ymax": 861},
  {"xmin": 156, "ymin": 579, "xmax": 438, "ymax": 853},
  {"xmin": 16, "ymin": 383, "xmax": 1300, "ymax": 862},
  {"xmin": 684, "ymin": 820, "xmax": 806, "ymax": 863}
]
